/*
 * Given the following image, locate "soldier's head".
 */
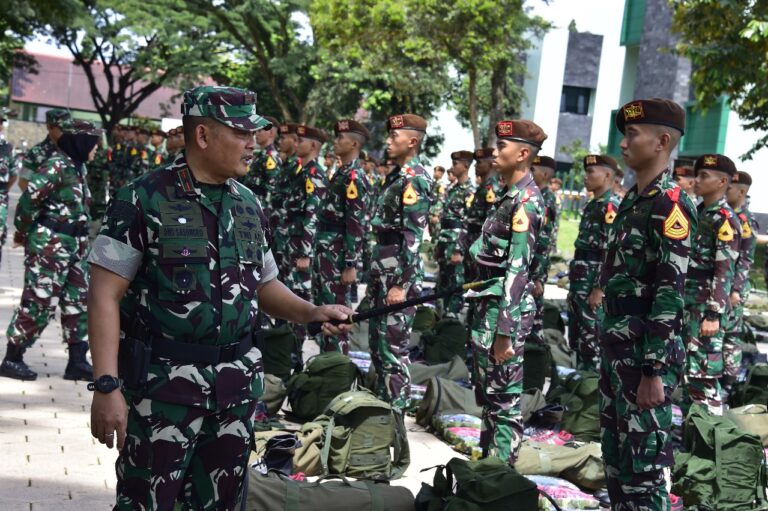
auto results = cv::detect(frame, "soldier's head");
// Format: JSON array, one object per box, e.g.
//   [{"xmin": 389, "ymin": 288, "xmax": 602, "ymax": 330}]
[
  {"xmin": 583, "ymin": 154, "xmax": 618, "ymax": 194},
  {"xmin": 181, "ymin": 86, "xmax": 270, "ymax": 181},
  {"xmin": 726, "ymin": 170, "xmax": 751, "ymax": 208},
  {"xmin": 57, "ymin": 119, "xmax": 103, "ymax": 163},
  {"xmin": 473, "ymin": 148, "xmax": 495, "ymax": 178},
  {"xmin": 333, "ymin": 119, "xmax": 369, "ymax": 160},
  {"xmin": 693, "ymin": 154, "xmax": 736, "ymax": 199},
  {"xmin": 150, "ymin": 128, "xmax": 165, "ymax": 148},
  {"xmin": 673, "ymin": 160, "xmax": 696, "ymax": 196},
  {"xmin": 493, "ymin": 120, "xmax": 547, "ymax": 178},
  {"xmin": 385, "ymin": 114, "xmax": 426, "ymax": 162},
  {"xmin": 433, "ymin": 165, "xmax": 445, "ymax": 181},
  {"xmin": 45, "ymin": 108, "xmax": 71, "ymax": 143},
  {"xmin": 447, "ymin": 168, "xmax": 457, "ymax": 183},
  {"xmin": 135, "ymin": 127, "xmax": 149, "ymax": 145},
  {"xmin": 277, "ymin": 123, "xmax": 299, "ymax": 156},
  {"xmin": 450, "ymin": 151, "xmax": 473, "ymax": 180},
  {"xmin": 296, "ymin": 125, "xmax": 327, "ymax": 160},
  {"xmin": 256, "ymin": 116, "xmax": 278, "ymax": 147},
  {"xmin": 123, "ymin": 126, "xmax": 137, "ymax": 142},
  {"xmin": 550, "ymin": 177, "xmax": 562, "ymax": 192},
  {"xmin": 531, "ymin": 155, "xmax": 556, "ymax": 188},
  {"xmin": 616, "ymin": 99, "xmax": 684, "ymax": 172}
]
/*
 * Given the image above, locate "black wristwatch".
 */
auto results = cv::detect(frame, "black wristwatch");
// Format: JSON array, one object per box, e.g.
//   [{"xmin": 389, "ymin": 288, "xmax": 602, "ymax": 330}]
[
  {"xmin": 345, "ymin": 261, "xmax": 356, "ymax": 268},
  {"xmin": 703, "ymin": 309, "xmax": 719, "ymax": 321},
  {"xmin": 88, "ymin": 375, "xmax": 122, "ymax": 393},
  {"xmin": 641, "ymin": 363, "xmax": 667, "ymax": 378}
]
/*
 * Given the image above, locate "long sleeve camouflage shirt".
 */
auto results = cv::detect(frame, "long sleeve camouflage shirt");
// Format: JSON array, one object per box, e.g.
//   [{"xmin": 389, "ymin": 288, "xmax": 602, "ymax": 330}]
[
  {"xmin": 531, "ymin": 186, "xmax": 559, "ymax": 283},
  {"xmin": 732, "ymin": 205, "xmax": 758, "ymax": 295},
  {"xmin": 20, "ymin": 136, "xmax": 56, "ymax": 181},
  {"xmin": 286, "ymin": 158, "xmax": 328, "ymax": 260},
  {"xmin": 466, "ymin": 173, "xmax": 502, "ymax": 245},
  {"xmin": 571, "ymin": 189, "xmax": 621, "ymax": 289},
  {"xmin": 437, "ymin": 179, "xmax": 475, "ymax": 256},
  {"xmin": 241, "ymin": 142, "xmax": 281, "ymax": 207},
  {"xmin": 319, "ymin": 157, "xmax": 368, "ymax": 264}
]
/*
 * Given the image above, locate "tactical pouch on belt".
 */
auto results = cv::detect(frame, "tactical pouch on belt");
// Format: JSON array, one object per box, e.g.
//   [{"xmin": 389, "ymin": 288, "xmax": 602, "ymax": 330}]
[{"xmin": 118, "ymin": 336, "xmax": 152, "ymax": 389}]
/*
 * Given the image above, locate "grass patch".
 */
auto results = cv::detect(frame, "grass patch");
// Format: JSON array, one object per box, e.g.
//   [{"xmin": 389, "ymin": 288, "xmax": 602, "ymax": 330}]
[{"xmin": 556, "ymin": 217, "xmax": 580, "ymax": 259}]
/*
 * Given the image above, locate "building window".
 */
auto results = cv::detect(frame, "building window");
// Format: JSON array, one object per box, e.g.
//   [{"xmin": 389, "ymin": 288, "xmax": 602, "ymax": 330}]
[{"xmin": 561, "ymin": 86, "xmax": 591, "ymax": 115}]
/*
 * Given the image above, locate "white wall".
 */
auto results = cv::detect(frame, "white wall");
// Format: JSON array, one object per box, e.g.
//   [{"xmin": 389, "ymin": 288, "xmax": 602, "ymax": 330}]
[{"xmin": 723, "ymin": 111, "xmax": 768, "ymax": 213}]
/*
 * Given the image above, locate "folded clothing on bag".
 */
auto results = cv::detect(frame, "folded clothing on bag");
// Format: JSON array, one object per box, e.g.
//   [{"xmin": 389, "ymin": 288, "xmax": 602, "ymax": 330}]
[
  {"xmin": 443, "ymin": 426, "xmax": 482, "ymax": 459},
  {"xmin": 432, "ymin": 413, "xmax": 482, "ymax": 432},
  {"xmin": 527, "ymin": 475, "xmax": 600, "ymax": 510},
  {"xmin": 348, "ymin": 351, "xmax": 372, "ymax": 373},
  {"xmin": 526, "ymin": 428, "xmax": 575, "ymax": 446}
]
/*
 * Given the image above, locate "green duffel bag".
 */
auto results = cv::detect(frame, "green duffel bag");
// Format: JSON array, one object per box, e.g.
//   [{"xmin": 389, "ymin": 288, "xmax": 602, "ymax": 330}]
[
  {"xmin": 422, "ymin": 318, "xmax": 468, "ymax": 365},
  {"xmin": 548, "ymin": 370, "xmax": 600, "ymax": 441},
  {"xmin": 523, "ymin": 341, "xmax": 552, "ymax": 393},
  {"xmin": 544, "ymin": 328, "xmax": 575, "ymax": 369},
  {"xmin": 416, "ymin": 377, "xmax": 481, "ymax": 427},
  {"xmin": 415, "ymin": 456, "xmax": 539, "ymax": 511},
  {"xmin": 515, "ymin": 441, "xmax": 605, "ymax": 491},
  {"xmin": 262, "ymin": 323, "xmax": 302, "ymax": 381},
  {"xmin": 725, "ymin": 404, "xmax": 768, "ymax": 447},
  {"xmin": 246, "ymin": 472, "xmax": 415, "ymax": 511},
  {"xmin": 262, "ymin": 374, "xmax": 287, "ymax": 415},
  {"xmin": 672, "ymin": 405, "xmax": 768, "ymax": 510},
  {"xmin": 409, "ymin": 355, "xmax": 470, "ymax": 385},
  {"xmin": 730, "ymin": 363, "xmax": 768, "ymax": 407},
  {"xmin": 286, "ymin": 353, "xmax": 361, "ymax": 422},
  {"xmin": 414, "ymin": 306, "xmax": 440, "ymax": 333},
  {"xmin": 542, "ymin": 300, "xmax": 565, "ymax": 333}
]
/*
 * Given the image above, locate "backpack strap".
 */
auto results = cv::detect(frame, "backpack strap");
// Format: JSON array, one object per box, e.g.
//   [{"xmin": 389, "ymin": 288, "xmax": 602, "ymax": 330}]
[
  {"xmin": 390, "ymin": 410, "xmax": 411, "ymax": 479},
  {"xmin": 362, "ymin": 481, "xmax": 385, "ymax": 511},
  {"xmin": 714, "ymin": 424, "xmax": 723, "ymax": 504},
  {"xmin": 284, "ymin": 475, "xmax": 301, "ymax": 511},
  {"xmin": 320, "ymin": 415, "xmax": 337, "ymax": 476}
]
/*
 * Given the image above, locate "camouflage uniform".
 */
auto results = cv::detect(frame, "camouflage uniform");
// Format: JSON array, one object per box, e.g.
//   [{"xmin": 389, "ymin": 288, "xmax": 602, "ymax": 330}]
[
  {"xmin": 88, "ymin": 86, "xmax": 273, "ymax": 510},
  {"xmin": 86, "ymin": 145, "xmax": 110, "ymax": 238},
  {"xmin": 527, "ymin": 184, "xmax": 559, "ymax": 346},
  {"xmin": 429, "ymin": 179, "xmax": 447, "ymax": 241},
  {"xmin": 368, "ymin": 150, "xmax": 433, "ymax": 412},
  {"xmin": 0, "ymin": 137, "xmax": 16, "ymax": 259},
  {"xmin": 465, "ymin": 172, "xmax": 501, "ymax": 281},
  {"xmin": 109, "ymin": 141, "xmax": 138, "ymax": 197},
  {"xmin": 20, "ymin": 136, "xmax": 57, "ymax": 184},
  {"xmin": 466, "ymin": 171, "xmax": 544, "ymax": 465},
  {"xmin": 316, "ymin": 156, "xmax": 368, "ymax": 353},
  {"xmin": 271, "ymin": 152, "xmax": 300, "ymax": 278},
  {"xmin": 436, "ymin": 179, "xmax": 474, "ymax": 317},
  {"xmin": 567, "ymin": 188, "xmax": 621, "ymax": 371},
  {"xmin": 599, "ymin": 171, "xmax": 696, "ymax": 511},
  {"xmin": 240, "ymin": 142, "xmax": 281, "ymax": 216},
  {"xmin": 683, "ymin": 196, "xmax": 740, "ymax": 415}
]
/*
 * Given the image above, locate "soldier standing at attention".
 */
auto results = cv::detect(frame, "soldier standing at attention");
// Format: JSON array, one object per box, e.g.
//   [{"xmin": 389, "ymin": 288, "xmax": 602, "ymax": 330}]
[
  {"xmin": 682, "ymin": 154, "xmax": 740, "ymax": 415},
  {"xmin": 599, "ymin": 99, "xmax": 696, "ymax": 510},
  {"xmin": 1, "ymin": 120, "xmax": 102, "ymax": 382},
  {"xmin": 673, "ymin": 159, "xmax": 696, "ymax": 200},
  {"xmin": 567, "ymin": 155, "xmax": 621, "ymax": 372},
  {"xmin": 149, "ymin": 128, "xmax": 168, "ymax": 169},
  {"xmin": 466, "ymin": 120, "xmax": 546, "ymax": 465},
  {"xmin": 241, "ymin": 115, "xmax": 280, "ymax": 211},
  {"xmin": 316, "ymin": 119, "xmax": 370, "ymax": 353},
  {"xmin": 0, "ymin": 113, "xmax": 18, "ymax": 265},
  {"xmin": 272, "ymin": 123, "xmax": 301, "ymax": 278},
  {"xmin": 435, "ymin": 151, "xmax": 475, "ymax": 317},
  {"xmin": 367, "ymin": 114, "xmax": 433, "ymax": 412},
  {"xmin": 464, "ymin": 148, "xmax": 500, "ymax": 283},
  {"xmin": 723, "ymin": 170, "xmax": 757, "ymax": 391},
  {"xmin": 19, "ymin": 108, "xmax": 70, "ymax": 192}
]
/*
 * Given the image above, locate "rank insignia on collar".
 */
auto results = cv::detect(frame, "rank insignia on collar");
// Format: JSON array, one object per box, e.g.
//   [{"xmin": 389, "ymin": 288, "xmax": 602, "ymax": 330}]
[{"xmin": 663, "ymin": 203, "xmax": 689, "ymax": 240}]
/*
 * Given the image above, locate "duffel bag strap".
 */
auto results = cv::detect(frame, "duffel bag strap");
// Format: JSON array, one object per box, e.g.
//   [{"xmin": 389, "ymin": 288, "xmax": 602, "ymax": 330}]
[
  {"xmin": 390, "ymin": 411, "xmax": 411, "ymax": 479},
  {"xmin": 320, "ymin": 415, "xmax": 337, "ymax": 475}
]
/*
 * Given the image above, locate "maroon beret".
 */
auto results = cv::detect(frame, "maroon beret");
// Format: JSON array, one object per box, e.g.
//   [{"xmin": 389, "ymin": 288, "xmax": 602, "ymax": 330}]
[
  {"xmin": 733, "ymin": 171, "xmax": 752, "ymax": 186},
  {"xmin": 262, "ymin": 116, "xmax": 279, "ymax": 129},
  {"xmin": 296, "ymin": 125, "xmax": 328, "ymax": 143},
  {"xmin": 674, "ymin": 165, "xmax": 695, "ymax": 178},
  {"xmin": 532, "ymin": 155, "xmax": 557, "ymax": 170},
  {"xmin": 474, "ymin": 148, "xmax": 494, "ymax": 160},
  {"xmin": 279, "ymin": 123, "xmax": 300, "ymax": 135},
  {"xmin": 387, "ymin": 113, "xmax": 427, "ymax": 132},
  {"xmin": 451, "ymin": 150, "xmax": 474, "ymax": 163},
  {"xmin": 583, "ymin": 154, "xmax": 619, "ymax": 172},
  {"xmin": 616, "ymin": 98, "xmax": 685, "ymax": 135},
  {"xmin": 694, "ymin": 154, "xmax": 736, "ymax": 177},
  {"xmin": 334, "ymin": 119, "xmax": 370, "ymax": 140},
  {"xmin": 495, "ymin": 120, "xmax": 547, "ymax": 148}
]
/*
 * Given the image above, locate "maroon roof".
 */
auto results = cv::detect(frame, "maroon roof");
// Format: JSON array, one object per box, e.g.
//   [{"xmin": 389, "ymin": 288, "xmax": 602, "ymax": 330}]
[{"xmin": 11, "ymin": 52, "xmax": 185, "ymax": 120}]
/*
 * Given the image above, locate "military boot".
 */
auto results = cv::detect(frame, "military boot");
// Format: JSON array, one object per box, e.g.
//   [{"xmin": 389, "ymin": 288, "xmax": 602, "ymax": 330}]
[
  {"xmin": 0, "ymin": 342, "xmax": 38, "ymax": 381},
  {"xmin": 63, "ymin": 342, "xmax": 93, "ymax": 381}
]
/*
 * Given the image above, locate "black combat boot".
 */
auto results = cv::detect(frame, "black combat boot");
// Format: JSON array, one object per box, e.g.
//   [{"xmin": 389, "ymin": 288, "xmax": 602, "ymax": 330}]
[
  {"xmin": 0, "ymin": 342, "xmax": 38, "ymax": 380},
  {"xmin": 63, "ymin": 342, "xmax": 94, "ymax": 381}
]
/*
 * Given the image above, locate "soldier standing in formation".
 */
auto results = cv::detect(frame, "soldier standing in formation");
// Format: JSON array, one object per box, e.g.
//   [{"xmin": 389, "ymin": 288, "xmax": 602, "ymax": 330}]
[
  {"xmin": 466, "ymin": 119, "xmax": 547, "ymax": 465},
  {"xmin": 599, "ymin": 99, "xmax": 696, "ymax": 509},
  {"xmin": 435, "ymin": 151, "xmax": 474, "ymax": 317},
  {"xmin": 148, "ymin": 128, "xmax": 168, "ymax": 169},
  {"xmin": 367, "ymin": 114, "xmax": 432, "ymax": 412},
  {"xmin": 464, "ymin": 148, "xmax": 500, "ymax": 283},
  {"xmin": 19, "ymin": 108, "xmax": 70, "ymax": 192},
  {"xmin": 241, "ymin": 115, "xmax": 280, "ymax": 213},
  {"xmin": 673, "ymin": 159, "xmax": 696, "ymax": 200},
  {"xmin": 271, "ymin": 123, "xmax": 300, "ymax": 278},
  {"xmin": 0, "ymin": 112, "xmax": 18, "ymax": 265},
  {"xmin": 567, "ymin": 154, "xmax": 621, "ymax": 372}
]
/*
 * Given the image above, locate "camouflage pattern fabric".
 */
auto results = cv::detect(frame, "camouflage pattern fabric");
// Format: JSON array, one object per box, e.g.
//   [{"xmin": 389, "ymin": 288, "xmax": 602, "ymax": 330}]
[
  {"xmin": 567, "ymin": 189, "xmax": 621, "ymax": 372},
  {"xmin": 240, "ymin": 143, "xmax": 281, "ymax": 216},
  {"xmin": 180, "ymin": 85, "xmax": 270, "ymax": 132},
  {"xmin": 598, "ymin": 171, "xmax": 696, "ymax": 509},
  {"xmin": 19, "ymin": 136, "xmax": 56, "ymax": 182},
  {"xmin": 86, "ymin": 146, "xmax": 110, "ymax": 238},
  {"xmin": 368, "ymin": 156, "xmax": 433, "ymax": 411},
  {"xmin": 0, "ymin": 137, "xmax": 16, "ymax": 256},
  {"xmin": 109, "ymin": 141, "xmax": 140, "ymax": 196},
  {"xmin": 683, "ymin": 197, "xmax": 740, "ymax": 415},
  {"xmin": 526, "ymin": 185, "xmax": 559, "ymax": 347},
  {"xmin": 270, "ymin": 154, "xmax": 300, "ymax": 277},
  {"xmin": 115, "ymin": 396, "xmax": 257, "ymax": 510},
  {"xmin": 7, "ymin": 150, "xmax": 90, "ymax": 348},
  {"xmin": 149, "ymin": 146, "xmax": 168, "ymax": 170},
  {"xmin": 723, "ymin": 206, "xmax": 758, "ymax": 379},
  {"xmin": 130, "ymin": 145, "xmax": 153, "ymax": 176},
  {"xmin": 465, "ymin": 172, "xmax": 544, "ymax": 464},
  {"xmin": 362, "ymin": 174, "xmax": 385, "ymax": 278},
  {"xmin": 315, "ymin": 157, "xmax": 368, "ymax": 353},
  {"xmin": 428, "ymin": 179, "xmax": 447, "ymax": 241},
  {"xmin": 435, "ymin": 179, "xmax": 474, "ymax": 317}
]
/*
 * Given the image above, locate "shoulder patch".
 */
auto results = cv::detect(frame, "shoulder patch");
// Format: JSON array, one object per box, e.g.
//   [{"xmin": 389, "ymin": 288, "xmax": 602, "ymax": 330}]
[
  {"xmin": 663, "ymin": 203, "xmax": 690, "ymax": 240},
  {"xmin": 266, "ymin": 156, "xmax": 276, "ymax": 170},
  {"xmin": 512, "ymin": 205, "xmax": 530, "ymax": 232},
  {"xmin": 346, "ymin": 179, "xmax": 358, "ymax": 200},
  {"xmin": 465, "ymin": 192, "xmax": 474, "ymax": 209},
  {"xmin": 739, "ymin": 214, "xmax": 753, "ymax": 238},
  {"xmin": 305, "ymin": 177, "xmax": 315, "ymax": 194},
  {"xmin": 485, "ymin": 187, "xmax": 496, "ymax": 203},
  {"xmin": 605, "ymin": 202, "xmax": 617, "ymax": 224},
  {"xmin": 718, "ymin": 219, "xmax": 734, "ymax": 242},
  {"xmin": 403, "ymin": 182, "xmax": 419, "ymax": 205}
]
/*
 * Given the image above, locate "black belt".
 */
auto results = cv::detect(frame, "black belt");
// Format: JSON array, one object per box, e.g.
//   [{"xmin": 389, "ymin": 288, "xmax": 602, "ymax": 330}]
[
  {"xmin": 603, "ymin": 296, "xmax": 653, "ymax": 317},
  {"xmin": 467, "ymin": 224, "xmax": 482, "ymax": 234},
  {"xmin": 476, "ymin": 264, "xmax": 505, "ymax": 279},
  {"xmin": 687, "ymin": 267, "xmax": 713, "ymax": 281},
  {"xmin": 376, "ymin": 231, "xmax": 403, "ymax": 245},
  {"xmin": 151, "ymin": 333, "xmax": 253, "ymax": 364},
  {"xmin": 441, "ymin": 219, "xmax": 463, "ymax": 229},
  {"xmin": 318, "ymin": 220, "xmax": 345, "ymax": 233},
  {"xmin": 38, "ymin": 217, "xmax": 88, "ymax": 237},
  {"xmin": 574, "ymin": 248, "xmax": 602, "ymax": 262}
]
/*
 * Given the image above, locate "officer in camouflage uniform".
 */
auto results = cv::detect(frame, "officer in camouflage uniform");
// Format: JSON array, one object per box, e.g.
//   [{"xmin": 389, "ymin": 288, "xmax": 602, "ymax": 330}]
[
  {"xmin": 86, "ymin": 86, "xmax": 351, "ymax": 510},
  {"xmin": 240, "ymin": 115, "xmax": 280, "ymax": 213},
  {"xmin": 0, "ymin": 113, "xmax": 18, "ymax": 264},
  {"xmin": 316, "ymin": 119, "xmax": 369, "ymax": 353},
  {"xmin": 271, "ymin": 123, "xmax": 301, "ymax": 278},
  {"xmin": 367, "ymin": 113, "xmax": 433, "ymax": 412},
  {"xmin": 567, "ymin": 155, "xmax": 621, "ymax": 372},
  {"xmin": 286, "ymin": 125, "xmax": 329, "ymax": 339},
  {"xmin": 428, "ymin": 165, "xmax": 446, "ymax": 239},
  {"xmin": 682, "ymin": 154, "xmax": 741, "ymax": 416},
  {"xmin": 599, "ymin": 99, "xmax": 696, "ymax": 511},
  {"xmin": 1, "ymin": 120, "xmax": 101, "ymax": 382},
  {"xmin": 723, "ymin": 171, "xmax": 757, "ymax": 388},
  {"xmin": 19, "ymin": 108, "xmax": 70, "ymax": 192},
  {"xmin": 466, "ymin": 120, "xmax": 546, "ymax": 465},
  {"xmin": 672, "ymin": 159, "xmax": 696, "ymax": 200},
  {"xmin": 465, "ymin": 148, "xmax": 501, "ymax": 282},
  {"xmin": 436, "ymin": 151, "xmax": 475, "ymax": 317}
]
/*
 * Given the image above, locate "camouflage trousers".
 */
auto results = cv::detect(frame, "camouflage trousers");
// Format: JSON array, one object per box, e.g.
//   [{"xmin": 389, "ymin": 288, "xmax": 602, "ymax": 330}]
[
  {"xmin": 115, "ymin": 395, "xmax": 257, "ymax": 510},
  {"xmin": 314, "ymin": 231, "xmax": 351, "ymax": 353},
  {"xmin": 0, "ymin": 192, "xmax": 8, "ymax": 260},
  {"xmin": 436, "ymin": 244, "xmax": 465, "ymax": 318},
  {"xmin": 469, "ymin": 296, "xmax": 531, "ymax": 465},
  {"xmin": 567, "ymin": 264, "xmax": 603, "ymax": 372},
  {"xmin": 526, "ymin": 293, "xmax": 546, "ymax": 347},
  {"xmin": 366, "ymin": 270, "xmax": 419, "ymax": 412},
  {"xmin": 682, "ymin": 305, "xmax": 724, "ymax": 416},
  {"xmin": 7, "ymin": 233, "xmax": 88, "ymax": 347},
  {"xmin": 271, "ymin": 226, "xmax": 291, "ymax": 280},
  {"xmin": 722, "ymin": 296, "xmax": 747, "ymax": 381},
  {"xmin": 599, "ymin": 337, "xmax": 683, "ymax": 511},
  {"xmin": 287, "ymin": 237, "xmax": 314, "ymax": 341}
]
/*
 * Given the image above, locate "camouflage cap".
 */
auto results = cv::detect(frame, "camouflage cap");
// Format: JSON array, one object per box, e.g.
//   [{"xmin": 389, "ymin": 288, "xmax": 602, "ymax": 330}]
[
  {"xmin": 181, "ymin": 86, "xmax": 270, "ymax": 132},
  {"xmin": 334, "ymin": 119, "xmax": 370, "ymax": 140},
  {"xmin": 61, "ymin": 119, "xmax": 104, "ymax": 137},
  {"xmin": 46, "ymin": 108, "xmax": 71, "ymax": 126},
  {"xmin": 583, "ymin": 154, "xmax": 619, "ymax": 172},
  {"xmin": 296, "ymin": 125, "xmax": 328, "ymax": 143},
  {"xmin": 387, "ymin": 113, "xmax": 427, "ymax": 132},
  {"xmin": 616, "ymin": 98, "xmax": 685, "ymax": 135},
  {"xmin": 694, "ymin": 153, "xmax": 736, "ymax": 177},
  {"xmin": 733, "ymin": 171, "xmax": 752, "ymax": 186},
  {"xmin": 451, "ymin": 150, "xmax": 474, "ymax": 163},
  {"xmin": 495, "ymin": 120, "xmax": 547, "ymax": 148},
  {"xmin": 474, "ymin": 148, "xmax": 495, "ymax": 160},
  {"xmin": 532, "ymin": 155, "xmax": 557, "ymax": 170}
]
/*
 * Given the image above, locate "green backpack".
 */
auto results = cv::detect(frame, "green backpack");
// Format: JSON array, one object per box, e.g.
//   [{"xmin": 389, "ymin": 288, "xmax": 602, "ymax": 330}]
[
  {"xmin": 422, "ymin": 318, "xmax": 468, "ymax": 365},
  {"xmin": 542, "ymin": 300, "xmax": 565, "ymax": 333},
  {"xmin": 315, "ymin": 389, "xmax": 410, "ymax": 480},
  {"xmin": 413, "ymin": 306, "xmax": 440, "ymax": 333},
  {"xmin": 672, "ymin": 405, "xmax": 767, "ymax": 510},
  {"xmin": 415, "ymin": 456, "xmax": 540, "ymax": 511},
  {"xmin": 416, "ymin": 377, "xmax": 482, "ymax": 428},
  {"xmin": 262, "ymin": 323, "xmax": 302, "ymax": 381},
  {"xmin": 548, "ymin": 370, "xmax": 600, "ymax": 441},
  {"xmin": 286, "ymin": 353, "xmax": 361, "ymax": 422},
  {"xmin": 522, "ymin": 341, "xmax": 552, "ymax": 393},
  {"xmin": 730, "ymin": 363, "xmax": 768, "ymax": 407}
]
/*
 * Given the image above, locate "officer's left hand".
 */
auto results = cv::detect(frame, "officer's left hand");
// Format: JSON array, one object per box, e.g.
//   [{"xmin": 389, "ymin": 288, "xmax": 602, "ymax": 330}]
[
  {"xmin": 701, "ymin": 318, "xmax": 719, "ymax": 337},
  {"xmin": 636, "ymin": 375, "xmax": 665, "ymax": 410},
  {"xmin": 296, "ymin": 257, "xmax": 311, "ymax": 271},
  {"xmin": 450, "ymin": 252, "xmax": 463, "ymax": 265},
  {"xmin": 386, "ymin": 286, "xmax": 406, "ymax": 305},
  {"xmin": 341, "ymin": 267, "xmax": 357, "ymax": 285},
  {"xmin": 729, "ymin": 291, "xmax": 741, "ymax": 307},
  {"xmin": 532, "ymin": 280, "xmax": 544, "ymax": 297},
  {"xmin": 492, "ymin": 334, "xmax": 514, "ymax": 363},
  {"xmin": 309, "ymin": 304, "xmax": 354, "ymax": 335}
]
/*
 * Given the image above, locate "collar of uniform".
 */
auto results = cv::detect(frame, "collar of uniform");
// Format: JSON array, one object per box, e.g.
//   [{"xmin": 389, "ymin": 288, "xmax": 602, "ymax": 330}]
[
  {"xmin": 701, "ymin": 195, "xmax": 729, "ymax": 214},
  {"xmin": 404, "ymin": 155, "xmax": 421, "ymax": 172},
  {"xmin": 170, "ymin": 152, "xmax": 201, "ymax": 199},
  {"xmin": 596, "ymin": 188, "xmax": 614, "ymax": 203},
  {"xmin": 226, "ymin": 178, "xmax": 243, "ymax": 200},
  {"xmin": 512, "ymin": 172, "xmax": 535, "ymax": 197},
  {"xmin": 632, "ymin": 169, "xmax": 668, "ymax": 198}
]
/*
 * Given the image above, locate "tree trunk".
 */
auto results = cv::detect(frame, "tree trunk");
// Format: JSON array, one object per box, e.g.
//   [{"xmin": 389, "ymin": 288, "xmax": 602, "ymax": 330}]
[
  {"xmin": 468, "ymin": 66, "xmax": 480, "ymax": 148},
  {"xmin": 487, "ymin": 59, "xmax": 507, "ymax": 147}
]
